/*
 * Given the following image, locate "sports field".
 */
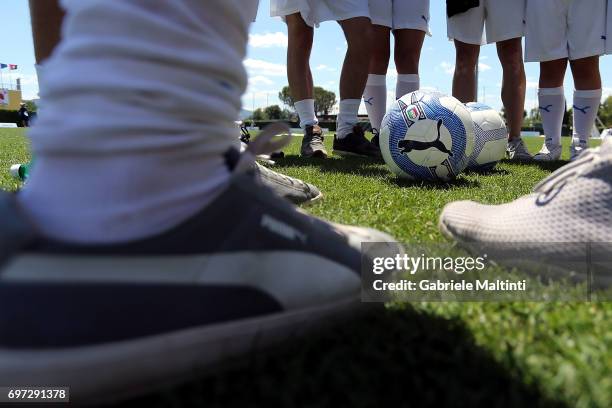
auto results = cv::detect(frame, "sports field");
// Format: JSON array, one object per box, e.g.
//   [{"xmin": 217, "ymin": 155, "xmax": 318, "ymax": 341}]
[{"xmin": 1, "ymin": 128, "xmax": 610, "ymax": 407}]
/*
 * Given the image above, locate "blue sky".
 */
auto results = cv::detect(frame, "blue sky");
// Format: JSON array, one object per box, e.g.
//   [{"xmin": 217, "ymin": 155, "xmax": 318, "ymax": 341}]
[{"xmin": 2, "ymin": 0, "xmax": 611, "ymax": 114}]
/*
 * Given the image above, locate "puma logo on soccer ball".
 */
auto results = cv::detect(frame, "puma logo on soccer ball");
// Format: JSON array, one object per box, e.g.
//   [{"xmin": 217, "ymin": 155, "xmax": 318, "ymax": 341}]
[
  {"xmin": 397, "ymin": 119, "xmax": 453, "ymax": 157},
  {"xmin": 573, "ymin": 105, "xmax": 590, "ymax": 114},
  {"xmin": 539, "ymin": 104, "xmax": 553, "ymax": 113}
]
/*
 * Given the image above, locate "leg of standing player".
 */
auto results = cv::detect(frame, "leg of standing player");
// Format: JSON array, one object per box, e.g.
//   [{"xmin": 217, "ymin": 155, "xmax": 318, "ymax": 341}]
[
  {"xmin": 363, "ymin": 0, "xmax": 392, "ymax": 146},
  {"xmin": 483, "ymin": 0, "xmax": 530, "ymax": 160},
  {"xmin": 284, "ymin": 12, "xmax": 327, "ymax": 158},
  {"xmin": 28, "ymin": 0, "xmax": 64, "ymax": 64},
  {"xmin": 569, "ymin": 55, "xmax": 602, "ymax": 159},
  {"xmin": 392, "ymin": 0, "xmax": 429, "ymax": 98},
  {"xmin": 496, "ymin": 38, "xmax": 526, "ymax": 144},
  {"xmin": 526, "ymin": 0, "xmax": 606, "ymax": 161},
  {"xmin": 333, "ymin": 16, "xmax": 380, "ymax": 157},
  {"xmin": 452, "ymin": 41, "xmax": 480, "ymax": 103}
]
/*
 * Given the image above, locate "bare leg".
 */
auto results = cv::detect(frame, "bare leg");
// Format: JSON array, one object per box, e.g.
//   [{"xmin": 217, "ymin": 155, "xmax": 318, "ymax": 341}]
[
  {"xmin": 338, "ymin": 17, "xmax": 372, "ymax": 100},
  {"xmin": 393, "ymin": 29, "xmax": 425, "ymax": 74},
  {"xmin": 496, "ymin": 38, "xmax": 526, "ymax": 141},
  {"xmin": 368, "ymin": 25, "xmax": 390, "ymax": 75},
  {"xmin": 28, "ymin": 0, "xmax": 65, "ymax": 64},
  {"xmin": 539, "ymin": 59, "xmax": 568, "ymax": 88},
  {"xmin": 452, "ymin": 40, "xmax": 480, "ymax": 103},
  {"xmin": 286, "ymin": 13, "xmax": 314, "ymax": 101},
  {"xmin": 569, "ymin": 56, "xmax": 601, "ymax": 90}
]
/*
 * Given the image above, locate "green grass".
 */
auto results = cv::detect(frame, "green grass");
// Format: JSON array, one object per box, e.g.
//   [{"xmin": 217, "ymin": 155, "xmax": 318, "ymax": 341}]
[{"xmin": 1, "ymin": 128, "xmax": 610, "ymax": 407}]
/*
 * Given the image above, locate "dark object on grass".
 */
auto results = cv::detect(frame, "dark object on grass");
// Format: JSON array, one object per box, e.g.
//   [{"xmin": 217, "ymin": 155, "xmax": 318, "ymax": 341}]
[{"xmin": 447, "ymin": 0, "xmax": 479, "ymax": 18}]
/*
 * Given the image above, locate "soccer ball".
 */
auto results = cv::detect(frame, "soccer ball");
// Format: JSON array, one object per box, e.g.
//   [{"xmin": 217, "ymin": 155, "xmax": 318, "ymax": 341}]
[
  {"xmin": 380, "ymin": 90, "xmax": 475, "ymax": 181},
  {"xmin": 464, "ymin": 102, "xmax": 508, "ymax": 172}
]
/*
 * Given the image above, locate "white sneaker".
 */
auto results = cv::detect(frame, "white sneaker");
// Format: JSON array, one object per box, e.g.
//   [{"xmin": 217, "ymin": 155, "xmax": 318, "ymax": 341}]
[
  {"xmin": 439, "ymin": 138, "xmax": 612, "ymax": 287},
  {"xmin": 569, "ymin": 136, "xmax": 588, "ymax": 162},
  {"xmin": 533, "ymin": 142, "xmax": 562, "ymax": 161},
  {"xmin": 506, "ymin": 138, "xmax": 532, "ymax": 161}
]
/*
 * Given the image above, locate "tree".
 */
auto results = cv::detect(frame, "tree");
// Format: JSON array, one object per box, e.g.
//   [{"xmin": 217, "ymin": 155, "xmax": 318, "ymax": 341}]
[
  {"xmin": 314, "ymin": 87, "xmax": 336, "ymax": 116},
  {"xmin": 278, "ymin": 85, "xmax": 337, "ymax": 116},
  {"xmin": 264, "ymin": 104, "xmax": 282, "ymax": 120},
  {"xmin": 250, "ymin": 108, "xmax": 266, "ymax": 121},
  {"xmin": 599, "ymin": 96, "xmax": 612, "ymax": 128},
  {"xmin": 278, "ymin": 86, "xmax": 292, "ymax": 108}
]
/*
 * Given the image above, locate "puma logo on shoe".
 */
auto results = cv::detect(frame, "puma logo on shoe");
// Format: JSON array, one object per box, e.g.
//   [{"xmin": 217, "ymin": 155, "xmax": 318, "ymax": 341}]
[
  {"xmin": 573, "ymin": 105, "xmax": 590, "ymax": 114},
  {"xmin": 539, "ymin": 104, "xmax": 553, "ymax": 113},
  {"xmin": 397, "ymin": 119, "xmax": 453, "ymax": 157},
  {"xmin": 364, "ymin": 97, "xmax": 374, "ymax": 106},
  {"xmin": 261, "ymin": 215, "xmax": 307, "ymax": 244}
]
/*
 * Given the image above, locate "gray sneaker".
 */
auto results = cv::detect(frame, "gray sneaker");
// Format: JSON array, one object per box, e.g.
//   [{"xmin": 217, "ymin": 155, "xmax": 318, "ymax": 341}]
[
  {"xmin": 440, "ymin": 138, "xmax": 612, "ymax": 288},
  {"xmin": 569, "ymin": 136, "xmax": 588, "ymax": 162},
  {"xmin": 254, "ymin": 162, "xmax": 322, "ymax": 204},
  {"xmin": 534, "ymin": 140, "xmax": 562, "ymax": 161},
  {"xmin": 0, "ymin": 161, "xmax": 397, "ymax": 404},
  {"xmin": 301, "ymin": 124, "xmax": 328, "ymax": 158},
  {"xmin": 506, "ymin": 137, "xmax": 532, "ymax": 161}
]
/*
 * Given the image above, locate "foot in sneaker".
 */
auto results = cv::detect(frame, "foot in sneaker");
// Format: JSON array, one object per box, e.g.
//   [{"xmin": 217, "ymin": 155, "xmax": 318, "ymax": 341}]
[
  {"xmin": 333, "ymin": 125, "xmax": 381, "ymax": 158},
  {"xmin": 534, "ymin": 141, "xmax": 562, "ymax": 161},
  {"xmin": 0, "ymin": 165, "xmax": 396, "ymax": 405},
  {"xmin": 569, "ymin": 136, "xmax": 588, "ymax": 162},
  {"xmin": 301, "ymin": 124, "xmax": 327, "ymax": 158},
  {"xmin": 254, "ymin": 161, "xmax": 321, "ymax": 204},
  {"xmin": 439, "ymin": 138, "xmax": 612, "ymax": 286},
  {"xmin": 506, "ymin": 137, "xmax": 532, "ymax": 161}
]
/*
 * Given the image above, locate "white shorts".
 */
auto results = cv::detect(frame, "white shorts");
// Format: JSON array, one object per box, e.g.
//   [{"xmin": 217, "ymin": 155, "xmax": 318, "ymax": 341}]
[
  {"xmin": 369, "ymin": 0, "xmax": 430, "ymax": 33},
  {"xmin": 270, "ymin": 0, "xmax": 369, "ymax": 27},
  {"xmin": 447, "ymin": 0, "xmax": 525, "ymax": 45},
  {"xmin": 525, "ymin": 0, "xmax": 606, "ymax": 62}
]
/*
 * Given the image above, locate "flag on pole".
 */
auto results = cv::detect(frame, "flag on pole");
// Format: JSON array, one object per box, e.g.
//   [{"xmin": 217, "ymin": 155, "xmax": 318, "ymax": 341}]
[
  {"xmin": 8, "ymin": 64, "xmax": 17, "ymax": 70},
  {"xmin": 0, "ymin": 64, "xmax": 7, "ymax": 69}
]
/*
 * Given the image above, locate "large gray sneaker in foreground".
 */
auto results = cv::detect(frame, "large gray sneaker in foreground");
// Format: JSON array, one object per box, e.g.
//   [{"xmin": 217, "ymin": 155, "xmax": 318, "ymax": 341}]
[{"xmin": 0, "ymin": 127, "xmax": 396, "ymax": 404}]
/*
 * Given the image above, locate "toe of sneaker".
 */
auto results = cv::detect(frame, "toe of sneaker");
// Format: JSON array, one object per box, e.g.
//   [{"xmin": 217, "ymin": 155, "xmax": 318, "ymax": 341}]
[{"xmin": 438, "ymin": 201, "xmax": 487, "ymax": 241}]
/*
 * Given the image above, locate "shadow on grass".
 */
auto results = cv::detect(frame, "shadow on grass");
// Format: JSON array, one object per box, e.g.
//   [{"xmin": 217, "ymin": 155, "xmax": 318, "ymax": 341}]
[
  {"xmin": 389, "ymin": 176, "xmax": 481, "ymax": 190},
  {"xmin": 464, "ymin": 167, "xmax": 510, "ymax": 176},
  {"xmin": 274, "ymin": 155, "xmax": 482, "ymax": 190},
  {"xmin": 121, "ymin": 306, "xmax": 567, "ymax": 408},
  {"xmin": 500, "ymin": 158, "xmax": 568, "ymax": 173},
  {"xmin": 274, "ymin": 154, "xmax": 389, "ymax": 178}
]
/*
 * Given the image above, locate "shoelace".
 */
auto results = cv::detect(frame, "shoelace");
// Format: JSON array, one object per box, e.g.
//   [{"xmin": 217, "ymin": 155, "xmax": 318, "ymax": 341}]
[{"xmin": 235, "ymin": 122, "xmax": 291, "ymax": 174}]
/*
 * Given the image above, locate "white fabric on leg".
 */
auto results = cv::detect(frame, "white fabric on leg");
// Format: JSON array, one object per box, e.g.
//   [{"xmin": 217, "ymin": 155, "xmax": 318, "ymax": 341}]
[
  {"xmin": 336, "ymin": 99, "xmax": 361, "ymax": 139},
  {"xmin": 395, "ymin": 73, "xmax": 419, "ymax": 99},
  {"xmin": 20, "ymin": 0, "xmax": 252, "ymax": 244},
  {"xmin": 294, "ymin": 99, "xmax": 318, "ymax": 128},
  {"xmin": 573, "ymin": 89, "xmax": 602, "ymax": 143},
  {"xmin": 363, "ymin": 74, "xmax": 386, "ymax": 133},
  {"xmin": 538, "ymin": 87, "xmax": 565, "ymax": 148}
]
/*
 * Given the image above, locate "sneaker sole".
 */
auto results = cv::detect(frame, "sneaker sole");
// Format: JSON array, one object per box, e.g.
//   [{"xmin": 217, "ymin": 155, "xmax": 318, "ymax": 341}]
[{"xmin": 0, "ymin": 293, "xmax": 364, "ymax": 405}]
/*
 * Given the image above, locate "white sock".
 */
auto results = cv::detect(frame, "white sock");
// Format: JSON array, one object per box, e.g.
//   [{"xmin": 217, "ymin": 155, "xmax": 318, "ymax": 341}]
[
  {"xmin": 336, "ymin": 99, "xmax": 361, "ymax": 139},
  {"xmin": 20, "ymin": 0, "xmax": 251, "ymax": 244},
  {"xmin": 363, "ymin": 74, "xmax": 386, "ymax": 134},
  {"xmin": 294, "ymin": 99, "xmax": 318, "ymax": 128},
  {"xmin": 396, "ymin": 74, "xmax": 419, "ymax": 99},
  {"xmin": 573, "ymin": 89, "xmax": 602, "ymax": 144},
  {"xmin": 538, "ymin": 87, "xmax": 565, "ymax": 147}
]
